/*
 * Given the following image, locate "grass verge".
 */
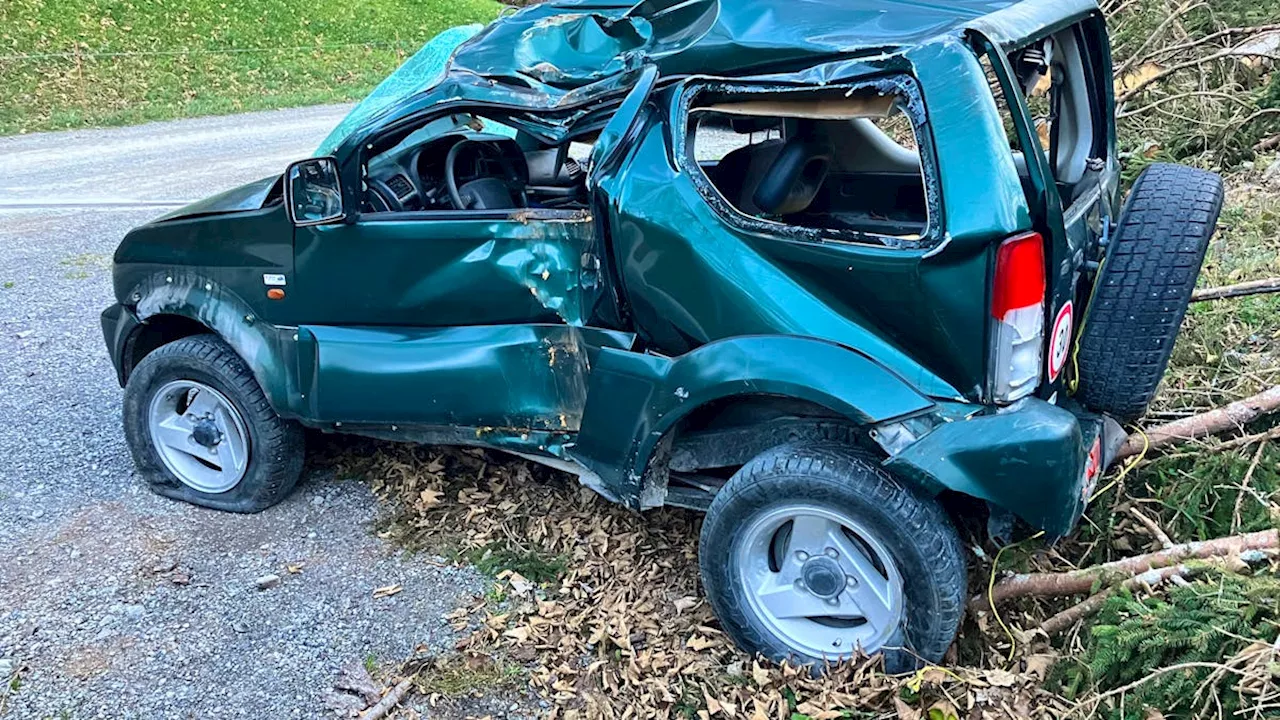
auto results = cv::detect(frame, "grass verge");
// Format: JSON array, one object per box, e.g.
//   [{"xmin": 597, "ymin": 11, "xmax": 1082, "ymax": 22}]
[{"xmin": 0, "ymin": 0, "xmax": 501, "ymax": 134}]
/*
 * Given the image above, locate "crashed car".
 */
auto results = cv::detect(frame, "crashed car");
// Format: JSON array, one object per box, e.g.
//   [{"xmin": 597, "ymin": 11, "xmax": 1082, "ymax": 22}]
[{"xmin": 101, "ymin": 0, "xmax": 1223, "ymax": 670}]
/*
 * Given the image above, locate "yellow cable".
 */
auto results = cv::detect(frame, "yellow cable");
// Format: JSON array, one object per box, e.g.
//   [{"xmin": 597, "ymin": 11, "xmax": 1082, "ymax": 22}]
[
  {"xmin": 1067, "ymin": 263, "xmax": 1103, "ymax": 396},
  {"xmin": 1089, "ymin": 427, "xmax": 1149, "ymax": 503},
  {"xmin": 986, "ymin": 530, "xmax": 1046, "ymax": 663}
]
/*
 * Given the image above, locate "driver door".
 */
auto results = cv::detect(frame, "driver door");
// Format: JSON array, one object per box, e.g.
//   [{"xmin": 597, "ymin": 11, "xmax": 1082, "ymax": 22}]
[
  {"xmin": 292, "ymin": 208, "xmax": 594, "ymax": 327},
  {"xmin": 289, "ymin": 78, "xmax": 657, "ymax": 433}
]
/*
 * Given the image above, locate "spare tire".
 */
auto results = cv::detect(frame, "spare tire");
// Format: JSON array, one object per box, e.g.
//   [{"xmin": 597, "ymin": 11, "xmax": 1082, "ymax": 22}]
[{"xmin": 1076, "ymin": 162, "xmax": 1223, "ymax": 423}]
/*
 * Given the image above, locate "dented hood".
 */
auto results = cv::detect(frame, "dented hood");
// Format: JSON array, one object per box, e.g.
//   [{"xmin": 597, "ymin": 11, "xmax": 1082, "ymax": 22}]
[{"xmin": 153, "ymin": 175, "xmax": 279, "ymax": 223}]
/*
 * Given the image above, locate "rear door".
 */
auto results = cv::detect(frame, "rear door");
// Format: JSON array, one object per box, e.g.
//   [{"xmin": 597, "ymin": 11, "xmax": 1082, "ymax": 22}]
[{"xmin": 972, "ymin": 14, "xmax": 1115, "ymax": 395}]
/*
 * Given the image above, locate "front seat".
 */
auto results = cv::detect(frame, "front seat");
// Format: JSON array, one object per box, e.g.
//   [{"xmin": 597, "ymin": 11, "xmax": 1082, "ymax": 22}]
[
  {"xmin": 751, "ymin": 138, "xmax": 831, "ymax": 216},
  {"xmin": 709, "ymin": 137, "xmax": 831, "ymax": 217}
]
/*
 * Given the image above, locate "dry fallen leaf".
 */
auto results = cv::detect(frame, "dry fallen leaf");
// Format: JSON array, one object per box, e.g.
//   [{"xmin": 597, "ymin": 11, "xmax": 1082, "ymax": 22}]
[
  {"xmin": 673, "ymin": 596, "xmax": 699, "ymax": 614},
  {"xmin": 685, "ymin": 634, "xmax": 717, "ymax": 652},
  {"xmin": 418, "ymin": 487, "xmax": 443, "ymax": 509},
  {"xmin": 894, "ymin": 697, "xmax": 921, "ymax": 720},
  {"xmin": 372, "ymin": 584, "xmax": 403, "ymax": 599},
  {"xmin": 507, "ymin": 571, "xmax": 533, "ymax": 595},
  {"xmin": 985, "ymin": 668, "xmax": 1019, "ymax": 687},
  {"xmin": 1024, "ymin": 653, "xmax": 1056, "ymax": 681}
]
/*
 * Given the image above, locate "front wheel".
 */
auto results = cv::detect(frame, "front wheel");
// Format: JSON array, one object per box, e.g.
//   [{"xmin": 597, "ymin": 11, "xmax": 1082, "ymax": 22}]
[
  {"xmin": 699, "ymin": 443, "xmax": 966, "ymax": 673},
  {"xmin": 123, "ymin": 334, "xmax": 305, "ymax": 512}
]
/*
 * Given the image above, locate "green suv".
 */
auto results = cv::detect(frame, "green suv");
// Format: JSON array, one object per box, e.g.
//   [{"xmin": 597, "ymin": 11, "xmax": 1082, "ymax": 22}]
[{"xmin": 101, "ymin": 0, "xmax": 1224, "ymax": 671}]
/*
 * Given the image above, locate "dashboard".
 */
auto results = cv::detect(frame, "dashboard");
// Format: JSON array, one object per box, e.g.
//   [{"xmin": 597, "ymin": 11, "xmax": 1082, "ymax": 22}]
[{"xmin": 364, "ymin": 132, "xmax": 586, "ymax": 213}]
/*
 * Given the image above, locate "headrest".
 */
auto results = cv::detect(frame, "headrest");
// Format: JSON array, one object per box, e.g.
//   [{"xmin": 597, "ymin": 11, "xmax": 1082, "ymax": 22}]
[{"xmin": 729, "ymin": 116, "xmax": 783, "ymax": 134}]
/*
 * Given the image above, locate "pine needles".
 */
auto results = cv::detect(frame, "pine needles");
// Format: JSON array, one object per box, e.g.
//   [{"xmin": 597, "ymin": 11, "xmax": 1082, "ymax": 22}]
[{"xmin": 1055, "ymin": 571, "xmax": 1280, "ymax": 719}]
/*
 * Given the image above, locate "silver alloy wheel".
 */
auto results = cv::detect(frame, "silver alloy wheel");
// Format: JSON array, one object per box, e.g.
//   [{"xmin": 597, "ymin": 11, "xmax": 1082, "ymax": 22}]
[
  {"xmin": 735, "ymin": 504, "xmax": 904, "ymax": 659},
  {"xmin": 147, "ymin": 380, "xmax": 251, "ymax": 494}
]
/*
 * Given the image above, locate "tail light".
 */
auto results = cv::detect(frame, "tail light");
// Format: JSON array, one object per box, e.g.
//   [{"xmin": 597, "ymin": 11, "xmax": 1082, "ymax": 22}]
[{"xmin": 989, "ymin": 232, "xmax": 1046, "ymax": 403}]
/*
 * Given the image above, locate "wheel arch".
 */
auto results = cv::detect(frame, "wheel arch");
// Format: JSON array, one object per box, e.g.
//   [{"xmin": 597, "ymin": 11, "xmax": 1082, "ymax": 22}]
[
  {"xmin": 121, "ymin": 314, "xmax": 213, "ymax": 384},
  {"xmin": 569, "ymin": 335, "xmax": 938, "ymax": 508},
  {"xmin": 123, "ymin": 272, "xmax": 302, "ymax": 418}
]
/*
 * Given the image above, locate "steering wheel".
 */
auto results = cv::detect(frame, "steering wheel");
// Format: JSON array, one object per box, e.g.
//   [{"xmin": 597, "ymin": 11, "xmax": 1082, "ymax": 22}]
[{"xmin": 444, "ymin": 139, "xmax": 528, "ymax": 210}]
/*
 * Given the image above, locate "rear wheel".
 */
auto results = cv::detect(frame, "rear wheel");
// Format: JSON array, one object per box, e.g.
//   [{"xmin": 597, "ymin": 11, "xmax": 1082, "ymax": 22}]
[
  {"xmin": 1076, "ymin": 163, "xmax": 1223, "ymax": 423},
  {"xmin": 699, "ymin": 443, "xmax": 966, "ymax": 673},
  {"xmin": 123, "ymin": 334, "xmax": 305, "ymax": 512}
]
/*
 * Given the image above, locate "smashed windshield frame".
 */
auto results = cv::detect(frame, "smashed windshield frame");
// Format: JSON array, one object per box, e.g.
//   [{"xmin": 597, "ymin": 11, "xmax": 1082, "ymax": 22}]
[{"xmin": 316, "ymin": 24, "xmax": 484, "ymax": 156}]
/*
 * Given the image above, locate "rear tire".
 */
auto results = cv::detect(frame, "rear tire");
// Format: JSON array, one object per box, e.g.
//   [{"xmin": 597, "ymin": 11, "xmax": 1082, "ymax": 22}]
[
  {"xmin": 123, "ymin": 334, "xmax": 305, "ymax": 512},
  {"xmin": 1076, "ymin": 162, "xmax": 1223, "ymax": 423},
  {"xmin": 698, "ymin": 442, "xmax": 966, "ymax": 674}
]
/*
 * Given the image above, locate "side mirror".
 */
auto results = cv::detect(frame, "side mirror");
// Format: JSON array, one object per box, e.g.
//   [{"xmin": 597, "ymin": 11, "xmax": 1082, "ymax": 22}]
[{"xmin": 285, "ymin": 157, "xmax": 345, "ymax": 226}]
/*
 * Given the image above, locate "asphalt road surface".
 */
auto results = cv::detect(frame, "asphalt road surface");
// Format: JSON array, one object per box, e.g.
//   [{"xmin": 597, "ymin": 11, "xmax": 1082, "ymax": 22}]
[{"xmin": 0, "ymin": 107, "xmax": 490, "ymax": 719}]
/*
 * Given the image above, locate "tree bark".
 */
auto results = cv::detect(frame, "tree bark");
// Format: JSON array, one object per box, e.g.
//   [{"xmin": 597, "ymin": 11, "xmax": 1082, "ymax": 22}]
[
  {"xmin": 971, "ymin": 529, "xmax": 1278, "ymax": 613},
  {"xmin": 1114, "ymin": 385, "xmax": 1280, "ymax": 461},
  {"xmin": 1040, "ymin": 564, "xmax": 1201, "ymax": 634}
]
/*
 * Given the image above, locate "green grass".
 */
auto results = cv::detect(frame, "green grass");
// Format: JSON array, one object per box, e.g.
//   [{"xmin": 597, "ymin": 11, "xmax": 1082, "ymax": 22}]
[
  {"xmin": 0, "ymin": 0, "xmax": 501, "ymax": 135},
  {"xmin": 416, "ymin": 655, "xmax": 524, "ymax": 697},
  {"xmin": 466, "ymin": 541, "xmax": 567, "ymax": 585}
]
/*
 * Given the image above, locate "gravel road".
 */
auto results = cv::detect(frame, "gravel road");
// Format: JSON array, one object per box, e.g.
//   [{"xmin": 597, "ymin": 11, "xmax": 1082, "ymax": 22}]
[{"xmin": 0, "ymin": 107, "xmax": 489, "ymax": 719}]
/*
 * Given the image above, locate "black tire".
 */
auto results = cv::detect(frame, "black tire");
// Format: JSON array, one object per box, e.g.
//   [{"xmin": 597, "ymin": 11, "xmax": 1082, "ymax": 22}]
[
  {"xmin": 1076, "ymin": 162, "xmax": 1223, "ymax": 423},
  {"xmin": 123, "ymin": 334, "xmax": 305, "ymax": 512},
  {"xmin": 699, "ymin": 442, "xmax": 966, "ymax": 674}
]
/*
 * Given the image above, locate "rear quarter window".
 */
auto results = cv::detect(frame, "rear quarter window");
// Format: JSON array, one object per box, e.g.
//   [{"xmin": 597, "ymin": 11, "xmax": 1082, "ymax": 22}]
[{"xmin": 676, "ymin": 77, "xmax": 942, "ymax": 250}]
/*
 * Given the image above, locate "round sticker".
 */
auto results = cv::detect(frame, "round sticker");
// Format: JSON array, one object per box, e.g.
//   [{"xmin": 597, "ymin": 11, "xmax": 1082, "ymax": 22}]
[{"xmin": 1048, "ymin": 301, "xmax": 1074, "ymax": 382}]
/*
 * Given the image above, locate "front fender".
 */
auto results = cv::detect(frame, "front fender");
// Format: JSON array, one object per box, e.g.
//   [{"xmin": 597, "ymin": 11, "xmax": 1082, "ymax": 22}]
[
  {"xmin": 570, "ymin": 335, "xmax": 936, "ymax": 507},
  {"xmin": 126, "ymin": 271, "xmax": 302, "ymax": 418}
]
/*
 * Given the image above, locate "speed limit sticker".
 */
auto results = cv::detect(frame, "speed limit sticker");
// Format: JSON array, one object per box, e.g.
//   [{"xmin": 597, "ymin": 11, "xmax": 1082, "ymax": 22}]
[{"xmin": 1048, "ymin": 301, "xmax": 1074, "ymax": 382}]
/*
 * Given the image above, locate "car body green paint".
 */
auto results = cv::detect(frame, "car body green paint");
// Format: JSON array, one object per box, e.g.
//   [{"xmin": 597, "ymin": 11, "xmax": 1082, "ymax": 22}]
[{"xmin": 102, "ymin": 0, "xmax": 1141, "ymax": 538}]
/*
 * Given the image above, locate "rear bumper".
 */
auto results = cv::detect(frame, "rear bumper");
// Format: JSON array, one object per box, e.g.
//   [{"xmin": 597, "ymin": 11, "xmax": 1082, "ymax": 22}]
[
  {"xmin": 885, "ymin": 397, "xmax": 1116, "ymax": 539},
  {"xmin": 101, "ymin": 303, "xmax": 140, "ymax": 388}
]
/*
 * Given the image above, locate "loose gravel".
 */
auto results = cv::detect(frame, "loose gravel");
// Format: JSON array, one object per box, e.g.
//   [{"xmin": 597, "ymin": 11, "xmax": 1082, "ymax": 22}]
[{"xmin": 0, "ymin": 109, "xmax": 488, "ymax": 719}]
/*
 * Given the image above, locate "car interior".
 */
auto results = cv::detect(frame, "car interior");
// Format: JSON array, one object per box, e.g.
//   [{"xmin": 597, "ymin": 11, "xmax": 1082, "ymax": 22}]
[
  {"xmin": 982, "ymin": 26, "xmax": 1104, "ymax": 206},
  {"xmin": 360, "ymin": 113, "xmax": 592, "ymax": 214},
  {"xmin": 688, "ymin": 88, "xmax": 930, "ymax": 240},
  {"xmin": 356, "ymin": 89, "xmax": 936, "ymax": 242}
]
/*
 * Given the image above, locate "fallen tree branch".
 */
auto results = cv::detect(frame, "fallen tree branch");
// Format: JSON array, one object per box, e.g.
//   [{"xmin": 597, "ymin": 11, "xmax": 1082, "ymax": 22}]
[
  {"xmin": 1040, "ymin": 563, "xmax": 1201, "ymax": 634},
  {"xmin": 1128, "ymin": 506, "xmax": 1173, "ymax": 548},
  {"xmin": 359, "ymin": 675, "xmax": 416, "ymax": 720},
  {"xmin": 1114, "ymin": 385, "xmax": 1280, "ymax": 461},
  {"xmin": 1117, "ymin": 49, "xmax": 1280, "ymax": 103},
  {"xmin": 1191, "ymin": 277, "xmax": 1280, "ymax": 302},
  {"xmin": 1231, "ymin": 440, "xmax": 1268, "ymax": 534},
  {"xmin": 1141, "ymin": 22, "xmax": 1280, "ymax": 63},
  {"xmin": 971, "ymin": 529, "xmax": 1279, "ymax": 612},
  {"xmin": 1214, "ymin": 424, "xmax": 1280, "ymax": 453},
  {"xmin": 1067, "ymin": 661, "xmax": 1251, "ymax": 718}
]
